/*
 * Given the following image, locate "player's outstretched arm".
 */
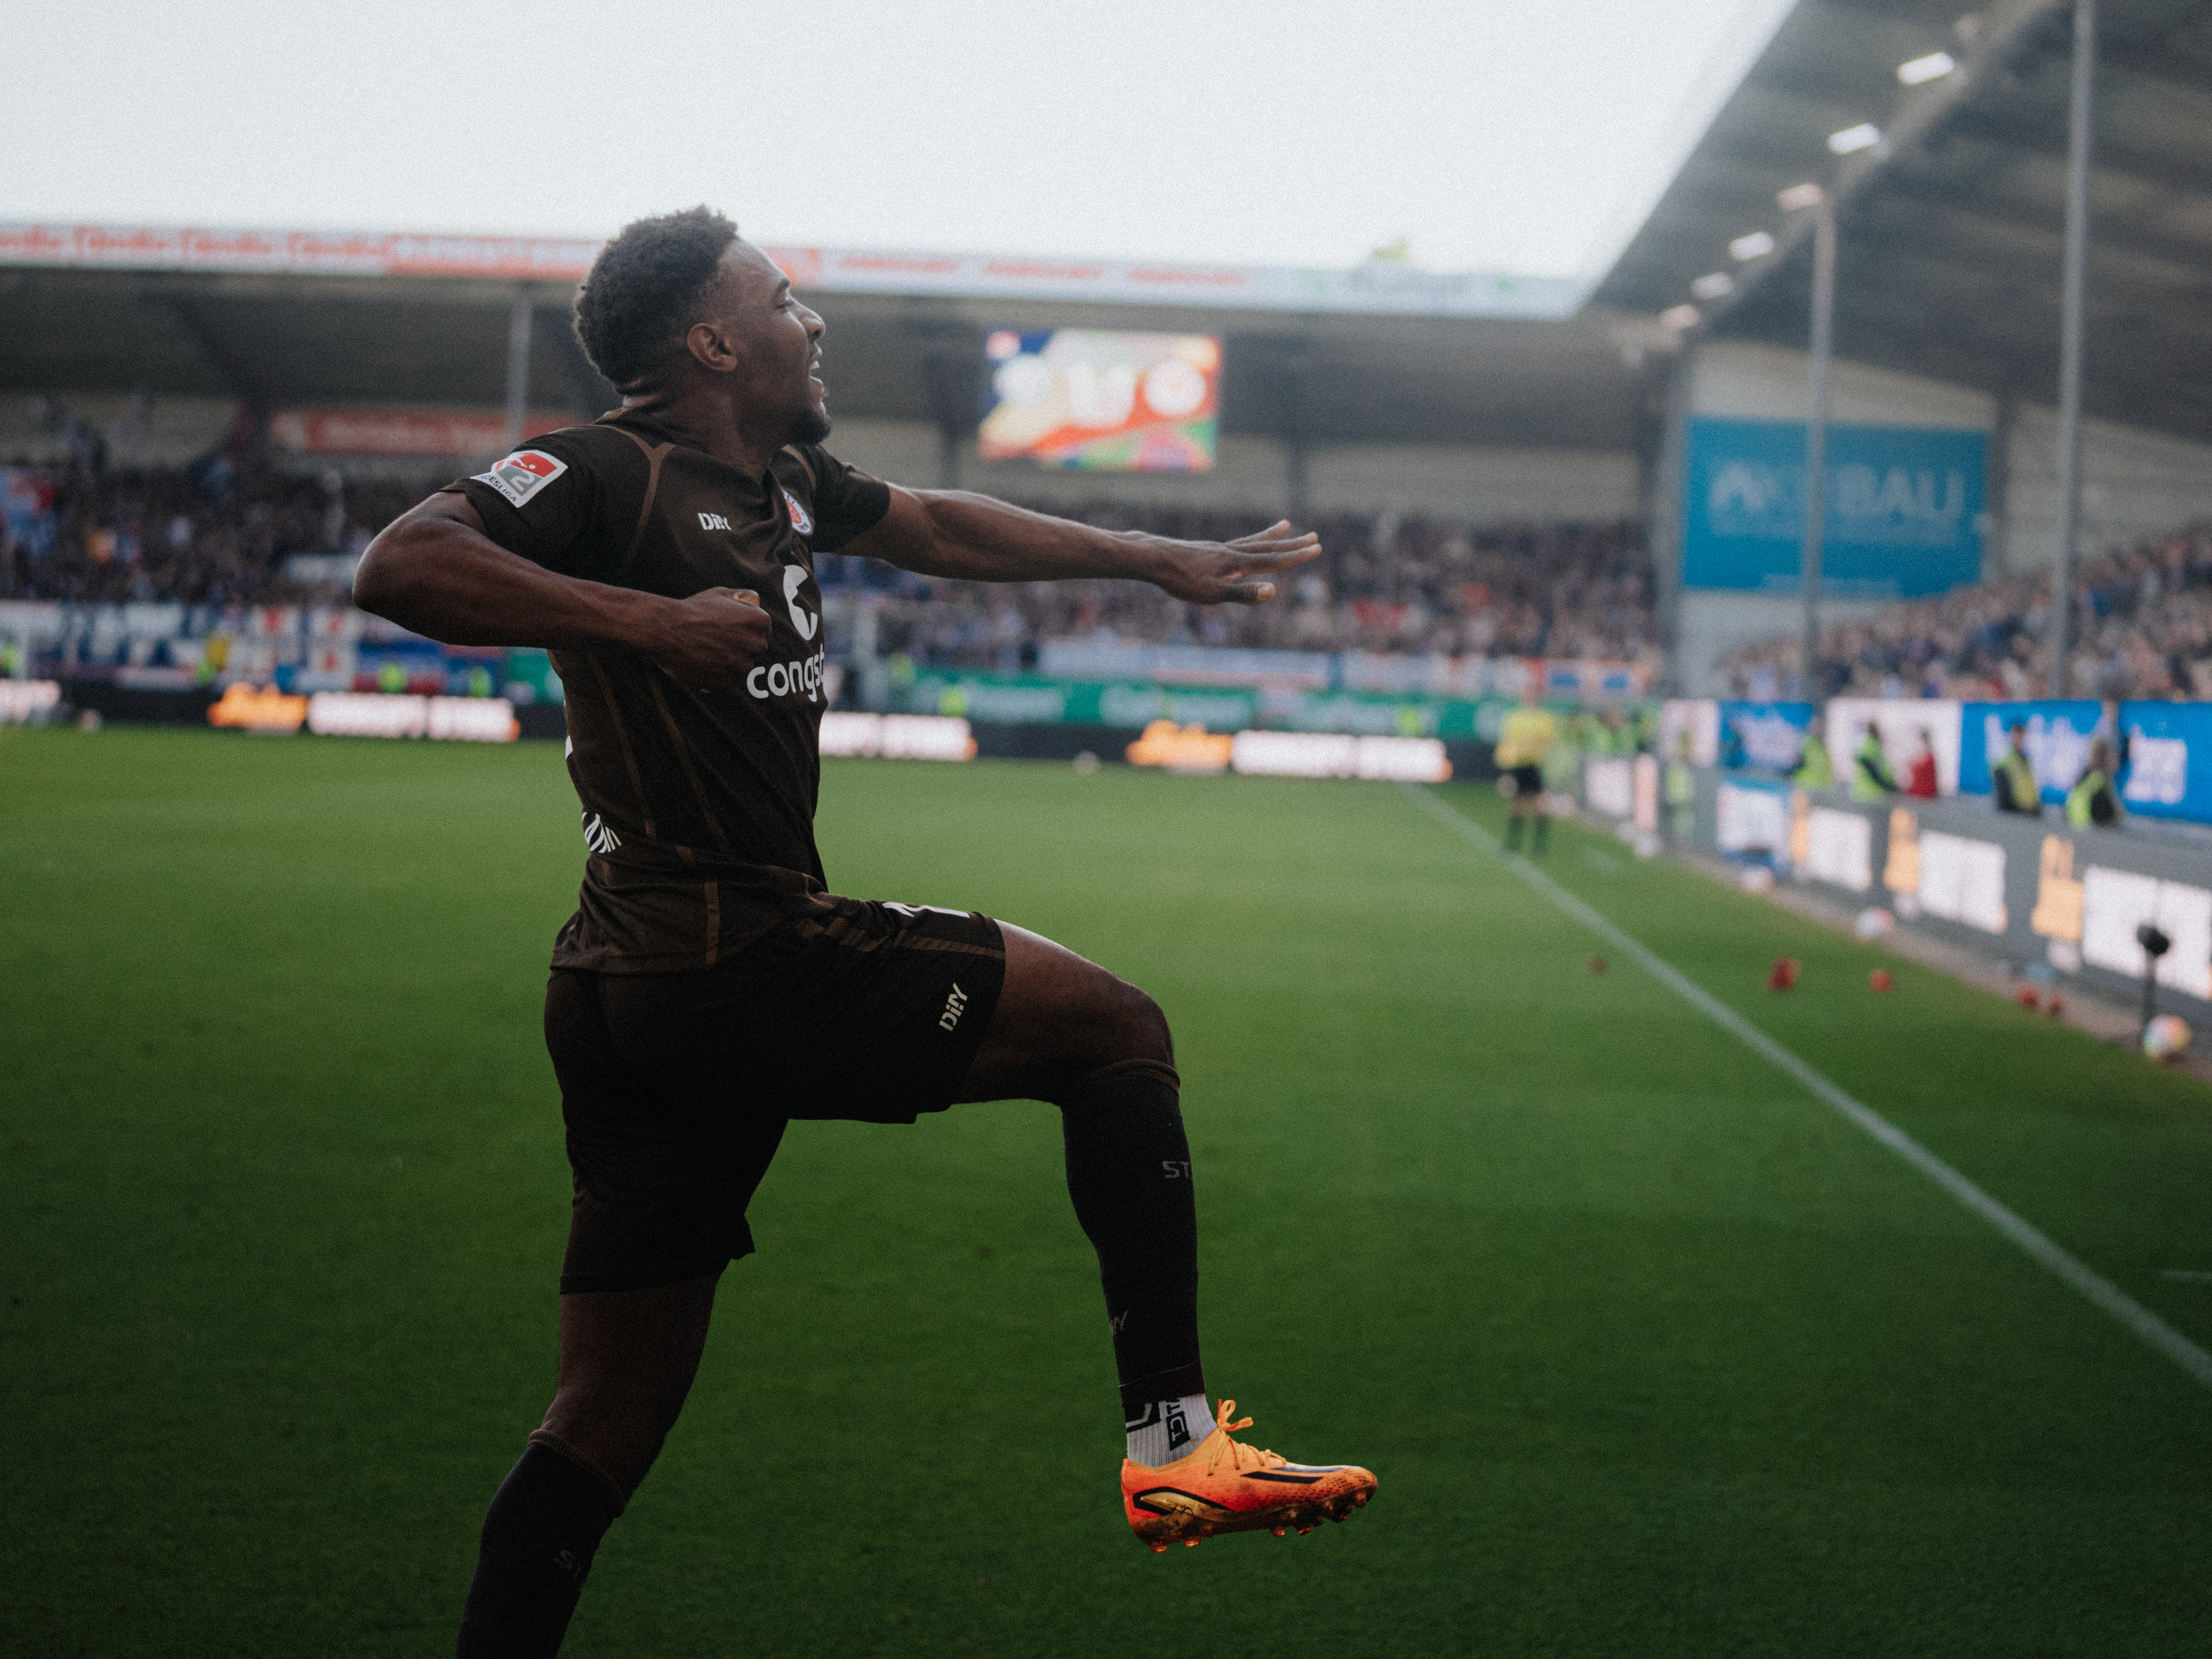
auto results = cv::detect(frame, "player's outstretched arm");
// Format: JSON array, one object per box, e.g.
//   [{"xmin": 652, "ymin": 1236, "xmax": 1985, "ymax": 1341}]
[
  {"xmin": 842, "ymin": 486, "xmax": 1321, "ymax": 605},
  {"xmin": 354, "ymin": 495, "xmax": 773, "ymax": 690}
]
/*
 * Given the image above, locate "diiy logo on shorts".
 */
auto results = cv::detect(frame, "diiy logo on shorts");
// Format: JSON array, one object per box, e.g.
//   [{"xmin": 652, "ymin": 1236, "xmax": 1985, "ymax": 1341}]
[{"xmin": 939, "ymin": 982, "xmax": 969, "ymax": 1032}]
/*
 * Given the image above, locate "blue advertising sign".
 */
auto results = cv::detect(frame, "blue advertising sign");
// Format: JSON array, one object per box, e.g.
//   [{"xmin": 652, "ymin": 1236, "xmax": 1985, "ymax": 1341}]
[
  {"xmin": 1683, "ymin": 419, "xmax": 1985, "ymax": 596},
  {"xmin": 1958, "ymin": 701, "xmax": 2102, "ymax": 805},
  {"xmin": 2119, "ymin": 700, "xmax": 2212, "ymax": 824},
  {"xmin": 1716, "ymin": 700, "xmax": 1814, "ymax": 773}
]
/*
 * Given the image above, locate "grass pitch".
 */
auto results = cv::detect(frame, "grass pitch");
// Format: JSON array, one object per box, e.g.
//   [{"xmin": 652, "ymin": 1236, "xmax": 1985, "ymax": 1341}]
[{"xmin": 6, "ymin": 724, "xmax": 2212, "ymax": 1657}]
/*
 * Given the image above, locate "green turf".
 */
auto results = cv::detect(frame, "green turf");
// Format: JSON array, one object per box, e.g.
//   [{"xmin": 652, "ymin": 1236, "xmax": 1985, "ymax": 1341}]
[{"xmin": 6, "ymin": 723, "xmax": 2212, "ymax": 1656}]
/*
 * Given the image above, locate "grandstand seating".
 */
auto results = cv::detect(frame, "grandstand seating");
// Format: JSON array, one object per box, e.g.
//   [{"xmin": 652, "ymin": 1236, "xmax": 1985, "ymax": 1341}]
[
  {"xmin": 824, "ymin": 503, "xmax": 1655, "ymax": 670},
  {"xmin": 0, "ymin": 459, "xmax": 1660, "ymax": 673},
  {"xmin": 1722, "ymin": 524, "xmax": 2212, "ymax": 703}
]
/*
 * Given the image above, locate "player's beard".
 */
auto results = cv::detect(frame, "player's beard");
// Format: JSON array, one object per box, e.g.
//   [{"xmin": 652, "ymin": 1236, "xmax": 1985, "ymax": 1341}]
[{"xmin": 793, "ymin": 406, "xmax": 833, "ymax": 444}]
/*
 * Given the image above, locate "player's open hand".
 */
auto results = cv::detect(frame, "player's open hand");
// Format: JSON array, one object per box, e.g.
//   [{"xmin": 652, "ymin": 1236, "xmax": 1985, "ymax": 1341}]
[
  {"xmin": 648, "ymin": 587, "xmax": 774, "ymax": 691},
  {"xmin": 1149, "ymin": 521, "xmax": 1322, "ymax": 606}
]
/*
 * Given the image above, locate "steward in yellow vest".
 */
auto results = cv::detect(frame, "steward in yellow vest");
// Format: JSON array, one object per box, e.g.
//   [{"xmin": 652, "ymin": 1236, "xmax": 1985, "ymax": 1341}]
[
  {"xmin": 1993, "ymin": 724, "xmax": 2040, "ymax": 814},
  {"xmin": 2067, "ymin": 738, "xmax": 2122, "ymax": 828},
  {"xmin": 1849, "ymin": 728, "xmax": 1897, "ymax": 801}
]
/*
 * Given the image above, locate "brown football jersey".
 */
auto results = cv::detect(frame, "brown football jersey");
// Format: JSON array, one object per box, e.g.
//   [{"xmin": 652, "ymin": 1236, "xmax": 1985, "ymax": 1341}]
[{"xmin": 446, "ymin": 407, "xmax": 890, "ymax": 972}]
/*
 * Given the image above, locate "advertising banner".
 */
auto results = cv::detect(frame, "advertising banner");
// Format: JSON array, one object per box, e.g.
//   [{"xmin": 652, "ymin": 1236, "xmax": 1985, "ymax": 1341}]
[
  {"xmin": 908, "ymin": 671, "xmax": 1520, "ymax": 744},
  {"xmin": 1682, "ymin": 419, "xmax": 1984, "ymax": 596},
  {"xmin": 2118, "ymin": 701, "xmax": 2212, "ymax": 823},
  {"xmin": 2, "ymin": 223, "xmax": 1579, "ymax": 320},
  {"xmin": 268, "ymin": 407, "xmax": 571, "ymax": 457},
  {"xmin": 1715, "ymin": 777, "xmax": 1790, "ymax": 855},
  {"xmin": 978, "ymin": 329, "xmax": 1218, "ymax": 471},
  {"xmin": 2080, "ymin": 866, "xmax": 2212, "ymax": 998},
  {"xmin": 0, "ymin": 680, "xmax": 60, "ymax": 722},
  {"xmin": 1660, "ymin": 699, "xmax": 1720, "ymax": 767},
  {"xmin": 818, "ymin": 713, "xmax": 976, "ymax": 760},
  {"xmin": 1958, "ymin": 700, "xmax": 2102, "ymax": 806},
  {"xmin": 1716, "ymin": 700, "xmax": 1814, "ymax": 773},
  {"xmin": 1825, "ymin": 697, "xmax": 1963, "ymax": 796},
  {"xmin": 1228, "ymin": 730, "xmax": 1450, "ymax": 782},
  {"xmin": 305, "ymin": 692, "xmax": 517, "ymax": 742}
]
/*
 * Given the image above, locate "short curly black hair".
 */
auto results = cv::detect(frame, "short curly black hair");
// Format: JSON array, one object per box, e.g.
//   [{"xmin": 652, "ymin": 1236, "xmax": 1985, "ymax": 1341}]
[{"xmin": 573, "ymin": 206, "xmax": 740, "ymax": 390}]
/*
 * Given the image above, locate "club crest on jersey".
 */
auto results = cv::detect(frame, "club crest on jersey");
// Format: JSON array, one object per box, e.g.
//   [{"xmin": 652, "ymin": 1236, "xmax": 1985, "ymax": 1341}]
[
  {"xmin": 476, "ymin": 449, "xmax": 567, "ymax": 508},
  {"xmin": 781, "ymin": 487, "xmax": 814, "ymax": 537}
]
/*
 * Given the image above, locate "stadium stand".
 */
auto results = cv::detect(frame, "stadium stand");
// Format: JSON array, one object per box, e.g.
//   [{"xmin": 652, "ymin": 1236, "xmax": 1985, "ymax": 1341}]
[
  {"xmin": 826, "ymin": 505, "xmax": 1656, "ymax": 669},
  {"xmin": 1, "ymin": 450, "xmax": 1659, "ymax": 674},
  {"xmin": 0, "ymin": 457, "xmax": 426, "ymax": 607},
  {"xmin": 1720, "ymin": 523, "xmax": 2212, "ymax": 702}
]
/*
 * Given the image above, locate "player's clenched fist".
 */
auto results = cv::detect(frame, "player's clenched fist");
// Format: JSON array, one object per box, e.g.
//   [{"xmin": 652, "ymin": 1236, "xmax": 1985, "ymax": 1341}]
[{"xmin": 648, "ymin": 587, "xmax": 773, "ymax": 690}]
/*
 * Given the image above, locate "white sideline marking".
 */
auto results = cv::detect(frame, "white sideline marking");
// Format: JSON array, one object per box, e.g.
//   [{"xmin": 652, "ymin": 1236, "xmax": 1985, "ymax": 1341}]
[{"xmin": 1401, "ymin": 782, "xmax": 2212, "ymax": 1394}]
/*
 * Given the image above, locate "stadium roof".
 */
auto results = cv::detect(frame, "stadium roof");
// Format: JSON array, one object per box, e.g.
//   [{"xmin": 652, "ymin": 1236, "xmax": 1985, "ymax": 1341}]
[
  {"xmin": 12, "ymin": 0, "xmax": 2210, "ymax": 461},
  {"xmin": 0, "ymin": 226, "xmax": 1648, "ymax": 453},
  {"xmin": 1595, "ymin": 0, "xmax": 2212, "ymax": 443}
]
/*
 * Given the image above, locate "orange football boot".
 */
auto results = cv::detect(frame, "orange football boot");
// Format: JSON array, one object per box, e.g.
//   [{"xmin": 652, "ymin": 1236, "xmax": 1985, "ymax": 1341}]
[{"xmin": 1121, "ymin": 1399, "xmax": 1376, "ymax": 1551}]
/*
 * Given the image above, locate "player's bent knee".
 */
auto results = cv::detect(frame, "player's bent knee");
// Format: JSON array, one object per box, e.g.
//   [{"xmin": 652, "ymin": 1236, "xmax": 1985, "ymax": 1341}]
[
  {"xmin": 1095, "ymin": 978, "xmax": 1173, "ymax": 1070},
  {"xmin": 537, "ymin": 1393, "xmax": 678, "ymax": 1500}
]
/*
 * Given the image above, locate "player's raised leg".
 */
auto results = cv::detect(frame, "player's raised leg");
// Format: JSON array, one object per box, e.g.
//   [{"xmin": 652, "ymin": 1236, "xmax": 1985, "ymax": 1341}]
[{"xmin": 959, "ymin": 924, "xmax": 1375, "ymax": 1549}]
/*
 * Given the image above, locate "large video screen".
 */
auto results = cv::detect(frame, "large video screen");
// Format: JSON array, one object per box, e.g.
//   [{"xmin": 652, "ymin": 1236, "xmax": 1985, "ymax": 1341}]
[{"xmin": 978, "ymin": 329, "xmax": 1220, "ymax": 472}]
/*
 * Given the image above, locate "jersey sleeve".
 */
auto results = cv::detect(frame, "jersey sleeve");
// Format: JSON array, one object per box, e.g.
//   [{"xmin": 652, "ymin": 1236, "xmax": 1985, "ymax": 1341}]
[
  {"xmin": 791, "ymin": 444, "xmax": 892, "ymax": 552},
  {"xmin": 441, "ymin": 431, "xmax": 617, "ymax": 580}
]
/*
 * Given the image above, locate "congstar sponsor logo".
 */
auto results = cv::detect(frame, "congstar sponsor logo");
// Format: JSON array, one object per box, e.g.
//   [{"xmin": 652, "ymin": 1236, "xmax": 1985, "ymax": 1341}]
[{"xmin": 746, "ymin": 647, "xmax": 828, "ymax": 703}]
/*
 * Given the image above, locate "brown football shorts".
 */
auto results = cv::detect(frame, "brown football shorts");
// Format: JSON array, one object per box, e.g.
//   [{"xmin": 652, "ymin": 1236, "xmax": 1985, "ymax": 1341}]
[{"xmin": 542, "ymin": 897, "xmax": 1006, "ymax": 1293}]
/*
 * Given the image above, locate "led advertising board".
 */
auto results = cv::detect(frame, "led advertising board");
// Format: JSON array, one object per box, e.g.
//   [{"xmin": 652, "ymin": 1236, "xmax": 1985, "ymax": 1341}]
[
  {"xmin": 979, "ymin": 329, "xmax": 1218, "ymax": 471},
  {"xmin": 1682, "ymin": 418, "xmax": 1985, "ymax": 597}
]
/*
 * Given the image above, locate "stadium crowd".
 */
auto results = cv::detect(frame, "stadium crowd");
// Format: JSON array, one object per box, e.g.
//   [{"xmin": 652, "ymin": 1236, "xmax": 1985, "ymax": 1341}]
[
  {"xmin": 2, "ymin": 456, "xmax": 1662, "ymax": 668},
  {"xmin": 1721, "ymin": 524, "xmax": 2212, "ymax": 702},
  {"xmin": 825, "ymin": 503, "xmax": 1659, "ymax": 669},
  {"xmin": 0, "ymin": 460, "xmax": 425, "ymax": 609}
]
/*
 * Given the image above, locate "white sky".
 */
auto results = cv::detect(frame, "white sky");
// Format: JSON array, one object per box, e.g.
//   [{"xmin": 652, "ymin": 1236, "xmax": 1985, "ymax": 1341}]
[{"xmin": 1, "ymin": 0, "xmax": 1797, "ymax": 281}]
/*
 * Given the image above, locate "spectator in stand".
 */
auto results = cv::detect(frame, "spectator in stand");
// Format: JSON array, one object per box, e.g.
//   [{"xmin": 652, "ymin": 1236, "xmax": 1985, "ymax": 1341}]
[
  {"xmin": 1993, "ymin": 723, "xmax": 2042, "ymax": 815},
  {"xmin": 824, "ymin": 506, "xmax": 1661, "ymax": 668},
  {"xmin": 1904, "ymin": 729, "xmax": 1939, "ymax": 800},
  {"xmin": 6, "ymin": 451, "xmax": 1664, "ymax": 670},
  {"xmin": 1721, "ymin": 523, "xmax": 2212, "ymax": 702},
  {"xmin": 0, "ymin": 456, "xmax": 435, "ymax": 609}
]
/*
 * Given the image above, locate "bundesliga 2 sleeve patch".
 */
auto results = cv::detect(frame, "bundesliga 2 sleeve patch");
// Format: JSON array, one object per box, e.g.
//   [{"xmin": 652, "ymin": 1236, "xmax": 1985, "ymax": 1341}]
[{"xmin": 476, "ymin": 448, "xmax": 568, "ymax": 508}]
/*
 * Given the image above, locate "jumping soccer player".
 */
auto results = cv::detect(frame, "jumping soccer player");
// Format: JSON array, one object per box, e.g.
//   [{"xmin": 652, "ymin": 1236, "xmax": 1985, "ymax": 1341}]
[{"xmin": 354, "ymin": 207, "xmax": 1375, "ymax": 1657}]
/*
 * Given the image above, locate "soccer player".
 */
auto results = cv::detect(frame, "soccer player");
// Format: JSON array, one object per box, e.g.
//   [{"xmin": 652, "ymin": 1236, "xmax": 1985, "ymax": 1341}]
[
  {"xmin": 354, "ymin": 208, "xmax": 1375, "ymax": 1657},
  {"xmin": 1494, "ymin": 687, "xmax": 1559, "ymax": 854}
]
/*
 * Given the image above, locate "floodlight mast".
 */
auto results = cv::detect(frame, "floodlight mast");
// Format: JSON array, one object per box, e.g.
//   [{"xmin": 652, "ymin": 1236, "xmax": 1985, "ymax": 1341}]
[
  {"xmin": 1801, "ymin": 190, "xmax": 1836, "ymax": 702},
  {"xmin": 501, "ymin": 291, "xmax": 534, "ymax": 456},
  {"xmin": 2049, "ymin": 0, "xmax": 2096, "ymax": 696}
]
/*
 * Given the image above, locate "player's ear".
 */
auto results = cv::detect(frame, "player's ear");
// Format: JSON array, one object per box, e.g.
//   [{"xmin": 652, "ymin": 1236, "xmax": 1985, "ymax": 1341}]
[{"xmin": 685, "ymin": 318, "xmax": 735, "ymax": 373}]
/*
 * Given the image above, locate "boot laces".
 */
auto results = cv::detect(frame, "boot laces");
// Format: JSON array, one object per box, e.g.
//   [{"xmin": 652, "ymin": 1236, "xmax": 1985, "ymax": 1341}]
[{"xmin": 1202, "ymin": 1399, "xmax": 1285, "ymax": 1477}]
